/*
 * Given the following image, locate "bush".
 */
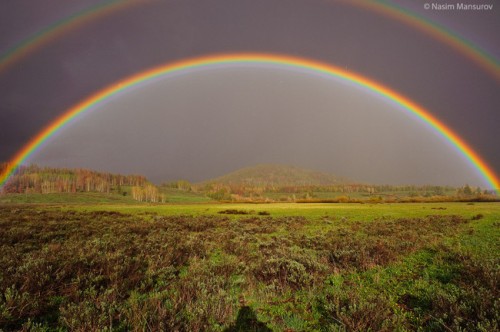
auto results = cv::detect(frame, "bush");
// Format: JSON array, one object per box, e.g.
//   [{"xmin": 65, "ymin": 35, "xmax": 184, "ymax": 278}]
[{"xmin": 255, "ymin": 258, "xmax": 312, "ymax": 290}]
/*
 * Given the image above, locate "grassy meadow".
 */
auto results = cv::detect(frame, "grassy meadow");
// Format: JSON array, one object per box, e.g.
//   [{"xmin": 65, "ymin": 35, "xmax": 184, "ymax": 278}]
[{"xmin": 0, "ymin": 198, "xmax": 498, "ymax": 331}]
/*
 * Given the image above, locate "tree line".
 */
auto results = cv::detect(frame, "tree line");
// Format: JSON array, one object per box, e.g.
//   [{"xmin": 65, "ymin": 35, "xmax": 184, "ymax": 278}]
[{"xmin": 0, "ymin": 163, "xmax": 165, "ymax": 203}]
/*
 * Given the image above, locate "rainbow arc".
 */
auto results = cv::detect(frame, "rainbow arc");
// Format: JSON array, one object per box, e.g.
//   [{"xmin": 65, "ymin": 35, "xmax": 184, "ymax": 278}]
[
  {"xmin": 0, "ymin": 53, "xmax": 498, "ymax": 190},
  {"xmin": 0, "ymin": 0, "xmax": 148, "ymax": 73},
  {"xmin": 0, "ymin": 0, "xmax": 498, "ymax": 80}
]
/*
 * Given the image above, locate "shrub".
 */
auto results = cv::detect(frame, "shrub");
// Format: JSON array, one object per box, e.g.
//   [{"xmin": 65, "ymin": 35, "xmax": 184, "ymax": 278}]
[
  {"xmin": 317, "ymin": 283, "xmax": 401, "ymax": 331},
  {"xmin": 255, "ymin": 258, "xmax": 312, "ymax": 290}
]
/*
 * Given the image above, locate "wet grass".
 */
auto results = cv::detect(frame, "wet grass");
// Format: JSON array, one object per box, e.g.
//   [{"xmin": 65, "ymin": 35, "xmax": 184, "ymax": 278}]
[{"xmin": 0, "ymin": 203, "xmax": 498, "ymax": 331}]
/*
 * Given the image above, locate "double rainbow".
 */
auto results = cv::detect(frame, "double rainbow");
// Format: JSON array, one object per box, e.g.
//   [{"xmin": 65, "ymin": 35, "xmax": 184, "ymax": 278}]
[{"xmin": 0, "ymin": 53, "xmax": 498, "ymax": 190}]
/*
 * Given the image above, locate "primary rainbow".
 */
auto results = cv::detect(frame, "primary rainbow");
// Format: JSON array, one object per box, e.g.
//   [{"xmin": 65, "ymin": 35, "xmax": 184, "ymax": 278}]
[{"xmin": 0, "ymin": 53, "xmax": 498, "ymax": 190}]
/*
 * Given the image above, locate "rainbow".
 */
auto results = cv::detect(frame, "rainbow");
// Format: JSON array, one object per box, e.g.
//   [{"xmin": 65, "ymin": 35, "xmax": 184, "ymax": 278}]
[
  {"xmin": 0, "ymin": 53, "xmax": 498, "ymax": 190},
  {"xmin": 0, "ymin": 0, "xmax": 149, "ymax": 73},
  {"xmin": 345, "ymin": 0, "xmax": 500, "ymax": 79},
  {"xmin": 0, "ymin": 0, "xmax": 498, "ymax": 81}
]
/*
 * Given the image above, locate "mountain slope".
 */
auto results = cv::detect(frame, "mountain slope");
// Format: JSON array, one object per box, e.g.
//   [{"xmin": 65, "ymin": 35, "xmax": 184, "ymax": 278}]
[{"xmin": 201, "ymin": 164, "xmax": 349, "ymax": 187}]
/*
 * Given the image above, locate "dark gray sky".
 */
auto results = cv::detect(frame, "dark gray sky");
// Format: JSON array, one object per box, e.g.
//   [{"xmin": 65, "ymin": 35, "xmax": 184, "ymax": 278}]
[{"xmin": 1, "ymin": 0, "xmax": 499, "ymax": 187}]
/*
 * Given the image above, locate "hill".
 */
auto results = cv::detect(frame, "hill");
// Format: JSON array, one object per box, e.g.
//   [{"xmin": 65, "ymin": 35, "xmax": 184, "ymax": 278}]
[{"xmin": 201, "ymin": 164, "xmax": 349, "ymax": 187}]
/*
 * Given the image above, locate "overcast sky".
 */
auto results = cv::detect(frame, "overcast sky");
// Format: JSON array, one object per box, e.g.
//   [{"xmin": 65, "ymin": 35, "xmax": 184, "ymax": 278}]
[{"xmin": 1, "ymin": 0, "xmax": 499, "ymax": 187}]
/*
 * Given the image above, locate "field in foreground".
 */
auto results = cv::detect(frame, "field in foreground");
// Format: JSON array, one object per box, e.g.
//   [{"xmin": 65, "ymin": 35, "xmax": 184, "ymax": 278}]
[{"xmin": 0, "ymin": 202, "xmax": 498, "ymax": 331}]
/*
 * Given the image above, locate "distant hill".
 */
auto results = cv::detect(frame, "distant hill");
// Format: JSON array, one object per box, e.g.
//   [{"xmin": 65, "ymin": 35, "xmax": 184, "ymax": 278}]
[{"xmin": 201, "ymin": 164, "xmax": 350, "ymax": 187}]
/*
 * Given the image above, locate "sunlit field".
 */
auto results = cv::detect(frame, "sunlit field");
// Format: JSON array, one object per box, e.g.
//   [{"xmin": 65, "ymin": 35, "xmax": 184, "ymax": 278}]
[{"xmin": 1, "ymin": 202, "xmax": 498, "ymax": 331}]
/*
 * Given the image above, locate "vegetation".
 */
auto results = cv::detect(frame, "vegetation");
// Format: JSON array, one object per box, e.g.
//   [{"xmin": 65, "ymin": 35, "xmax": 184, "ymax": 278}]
[
  {"xmin": 2, "ymin": 164, "xmax": 497, "ymax": 204},
  {"xmin": 0, "ymin": 164, "xmax": 147, "ymax": 195},
  {"xmin": 0, "ymin": 203, "xmax": 498, "ymax": 331},
  {"xmin": 1, "ymin": 164, "xmax": 498, "ymax": 330},
  {"xmin": 131, "ymin": 185, "xmax": 166, "ymax": 203},
  {"xmin": 201, "ymin": 164, "xmax": 348, "ymax": 187}
]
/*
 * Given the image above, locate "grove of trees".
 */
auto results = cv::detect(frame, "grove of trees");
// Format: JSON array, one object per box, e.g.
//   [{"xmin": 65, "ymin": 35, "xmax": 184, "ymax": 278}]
[{"xmin": 0, "ymin": 163, "xmax": 163, "ymax": 203}]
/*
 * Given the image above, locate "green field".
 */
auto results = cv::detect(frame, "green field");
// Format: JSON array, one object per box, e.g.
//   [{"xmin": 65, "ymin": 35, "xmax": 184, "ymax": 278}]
[
  {"xmin": 0, "ymin": 188, "xmax": 214, "ymax": 205},
  {"xmin": 0, "ymin": 201, "xmax": 498, "ymax": 331}
]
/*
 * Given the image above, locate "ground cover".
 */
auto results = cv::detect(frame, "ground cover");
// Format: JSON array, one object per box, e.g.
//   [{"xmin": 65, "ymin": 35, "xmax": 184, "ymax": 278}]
[{"xmin": 0, "ymin": 202, "xmax": 498, "ymax": 331}]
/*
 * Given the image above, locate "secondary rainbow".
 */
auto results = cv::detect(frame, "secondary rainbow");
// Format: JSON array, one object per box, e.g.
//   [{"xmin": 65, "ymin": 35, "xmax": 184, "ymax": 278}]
[
  {"xmin": 0, "ymin": 53, "xmax": 498, "ymax": 190},
  {"xmin": 350, "ymin": 0, "xmax": 500, "ymax": 80},
  {"xmin": 345, "ymin": 0, "xmax": 500, "ymax": 79},
  {"xmin": 1, "ymin": 0, "xmax": 498, "ymax": 81},
  {"xmin": 0, "ymin": 0, "xmax": 149, "ymax": 73}
]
